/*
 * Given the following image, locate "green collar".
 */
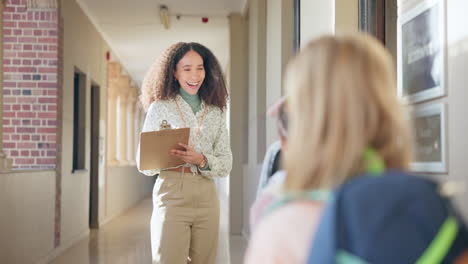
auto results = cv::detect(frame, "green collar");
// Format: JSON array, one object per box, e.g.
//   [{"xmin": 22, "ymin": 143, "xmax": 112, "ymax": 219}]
[{"xmin": 179, "ymin": 88, "xmax": 202, "ymax": 114}]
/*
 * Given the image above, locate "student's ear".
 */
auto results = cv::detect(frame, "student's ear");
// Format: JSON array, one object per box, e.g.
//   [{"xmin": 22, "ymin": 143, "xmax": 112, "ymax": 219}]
[{"xmin": 280, "ymin": 135, "xmax": 287, "ymax": 151}]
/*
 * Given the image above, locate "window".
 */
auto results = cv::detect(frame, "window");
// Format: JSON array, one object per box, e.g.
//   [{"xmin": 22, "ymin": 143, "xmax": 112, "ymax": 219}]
[{"xmin": 73, "ymin": 70, "xmax": 86, "ymax": 171}]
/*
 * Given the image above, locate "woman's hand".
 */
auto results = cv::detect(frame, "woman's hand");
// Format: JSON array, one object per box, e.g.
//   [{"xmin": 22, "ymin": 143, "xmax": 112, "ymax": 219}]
[{"xmin": 170, "ymin": 143, "xmax": 204, "ymax": 166}]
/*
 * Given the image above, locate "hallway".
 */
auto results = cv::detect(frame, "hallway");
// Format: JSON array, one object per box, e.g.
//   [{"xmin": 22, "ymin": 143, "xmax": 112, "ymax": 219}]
[{"xmin": 49, "ymin": 198, "xmax": 247, "ymax": 264}]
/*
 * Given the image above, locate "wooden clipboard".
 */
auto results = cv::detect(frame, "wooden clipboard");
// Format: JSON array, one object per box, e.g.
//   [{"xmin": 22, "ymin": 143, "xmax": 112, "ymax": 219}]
[{"xmin": 139, "ymin": 128, "xmax": 190, "ymax": 170}]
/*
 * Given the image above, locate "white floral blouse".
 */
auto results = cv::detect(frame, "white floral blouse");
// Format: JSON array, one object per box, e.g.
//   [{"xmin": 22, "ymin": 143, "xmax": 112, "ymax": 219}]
[{"xmin": 136, "ymin": 95, "xmax": 232, "ymax": 179}]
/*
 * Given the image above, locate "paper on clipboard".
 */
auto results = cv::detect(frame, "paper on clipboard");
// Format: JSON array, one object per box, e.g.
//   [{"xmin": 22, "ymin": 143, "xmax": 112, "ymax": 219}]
[{"xmin": 139, "ymin": 128, "xmax": 190, "ymax": 170}]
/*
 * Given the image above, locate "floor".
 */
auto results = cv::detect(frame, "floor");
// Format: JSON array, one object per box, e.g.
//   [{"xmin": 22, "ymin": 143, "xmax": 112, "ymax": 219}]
[{"xmin": 49, "ymin": 197, "xmax": 247, "ymax": 264}]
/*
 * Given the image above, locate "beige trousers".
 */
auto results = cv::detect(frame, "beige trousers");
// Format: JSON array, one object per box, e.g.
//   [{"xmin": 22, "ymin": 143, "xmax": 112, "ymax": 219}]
[{"xmin": 151, "ymin": 170, "xmax": 220, "ymax": 264}]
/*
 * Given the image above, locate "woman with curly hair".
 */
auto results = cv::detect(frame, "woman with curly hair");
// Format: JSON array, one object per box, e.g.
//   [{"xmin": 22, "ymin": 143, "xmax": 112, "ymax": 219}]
[{"xmin": 136, "ymin": 42, "xmax": 232, "ymax": 264}]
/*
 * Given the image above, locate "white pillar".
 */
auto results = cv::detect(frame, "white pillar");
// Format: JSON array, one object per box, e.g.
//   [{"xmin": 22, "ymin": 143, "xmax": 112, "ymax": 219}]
[
  {"xmin": 117, "ymin": 80, "xmax": 129, "ymax": 166},
  {"xmin": 107, "ymin": 84, "xmax": 119, "ymax": 166},
  {"xmin": 126, "ymin": 89, "xmax": 136, "ymax": 165}
]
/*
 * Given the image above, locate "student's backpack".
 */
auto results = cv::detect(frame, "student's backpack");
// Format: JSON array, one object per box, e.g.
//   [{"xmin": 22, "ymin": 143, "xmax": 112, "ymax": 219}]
[{"xmin": 307, "ymin": 170, "xmax": 468, "ymax": 264}]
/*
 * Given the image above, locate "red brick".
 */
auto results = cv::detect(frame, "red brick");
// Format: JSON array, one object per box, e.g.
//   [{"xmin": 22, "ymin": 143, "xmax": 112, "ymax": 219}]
[
  {"xmin": 12, "ymin": 104, "xmax": 20, "ymax": 111},
  {"xmin": 32, "ymin": 90, "xmax": 43, "ymax": 96},
  {"xmin": 38, "ymin": 82, "xmax": 57, "ymax": 88},
  {"xmin": 31, "ymin": 151, "xmax": 40, "ymax": 157},
  {"xmin": 3, "ymin": 135, "xmax": 10, "ymax": 141},
  {"xmin": 39, "ymin": 112, "xmax": 57, "ymax": 119},
  {"xmin": 37, "ymin": 158, "xmax": 55, "ymax": 164},
  {"xmin": 33, "ymin": 59, "xmax": 42, "ymax": 65},
  {"xmin": 18, "ymin": 37, "xmax": 37, "ymax": 43},
  {"xmin": 18, "ymin": 52, "xmax": 36, "ymax": 58},
  {"xmin": 17, "ymin": 127, "xmax": 35, "ymax": 133},
  {"xmin": 37, "ymin": 128, "xmax": 56, "ymax": 133},
  {"xmin": 18, "ymin": 67, "xmax": 37, "ymax": 73},
  {"xmin": 18, "ymin": 82, "xmax": 36, "ymax": 88},
  {"xmin": 32, "ymin": 120, "xmax": 41, "ymax": 126},
  {"xmin": 23, "ymin": 60, "xmax": 32, "ymax": 65},
  {"xmin": 3, "ymin": 127, "xmax": 15, "ymax": 133},
  {"xmin": 4, "ymin": 37, "xmax": 18, "ymax": 43},
  {"xmin": 16, "ymin": 6, "xmax": 27, "ymax": 12},
  {"xmin": 19, "ymin": 22, "xmax": 37, "ymax": 28},
  {"xmin": 3, "ymin": 112, "xmax": 16, "ymax": 118},
  {"xmin": 47, "ymin": 151, "xmax": 56, "ymax": 157},
  {"xmin": 15, "ymin": 158, "xmax": 34, "ymax": 165},
  {"xmin": 3, "ymin": 29, "xmax": 12, "ymax": 35},
  {"xmin": 18, "ymin": 143, "xmax": 36, "ymax": 149},
  {"xmin": 4, "ymin": 143, "xmax": 16, "ymax": 149},
  {"xmin": 22, "ymin": 105, "xmax": 31, "ymax": 111},
  {"xmin": 23, "ymin": 44, "xmax": 33, "ymax": 50},
  {"xmin": 4, "ymin": 81, "xmax": 16, "ymax": 87},
  {"xmin": 38, "ymin": 97, "xmax": 56, "ymax": 103},
  {"xmin": 3, "ymin": 22, "xmax": 16, "ymax": 28},
  {"xmin": 13, "ymin": 29, "xmax": 22, "ymax": 36},
  {"xmin": 3, "ymin": 67, "xmax": 18, "ymax": 72},
  {"xmin": 21, "ymin": 150, "xmax": 29, "ymax": 156},
  {"xmin": 10, "ymin": 151, "xmax": 19, "ymax": 157},
  {"xmin": 22, "ymin": 135, "xmax": 31, "ymax": 141},
  {"xmin": 39, "ymin": 67, "xmax": 56, "ymax": 74},
  {"xmin": 48, "ymin": 105, "xmax": 57, "ymax": 112},
  {"xmin": 34, "ymin": 30, "xmax": 43, "ymax": 36},
  {"xmin": 47, "ymin": 135, "xmax": 56, "ymax": 141},
  {"xmin": 24, "ymin": 29, "xmax": 33, "ymax": 36},
  {"xmin": 38, "ymin": 22, "xmax": 56, "ymax": 28},
  {"xmin": 3, "ymin": 119, "xmax": 11, "ymax": 125},
  {"xmin": 4, "ymin": 51, "xmax": 17, "ymax": 57},
  {"xmin": 8, "ymin": 14, "xmax": 20, "ymax": 21},
  {"xmin": 12, "ymin": 59, "xmax": 21, "ymax": 65},
  {"xmin": 38, "ymin": 37, "xmax": 57, "ymax": 44},
  {"xmin": 18, "ymin": 97, "xmax": 36, "ymax": 103},
  {"xmin": 47, "ymin": 120, "xmax": 57, "ymax": 126},
  {"xmin": 18, "ymin": 112, "xmax": 36, "ymax": 118},
  {"xmin": 39, "ymin": 52, "xmax": 57, "ymax": 59},
  {"xmin": 4, "ymin": 7, "xmax": 15, "ymax": 12},
  {"xmin": 11, "ymin": 134, "xmax": 20, "ymax": 140}
]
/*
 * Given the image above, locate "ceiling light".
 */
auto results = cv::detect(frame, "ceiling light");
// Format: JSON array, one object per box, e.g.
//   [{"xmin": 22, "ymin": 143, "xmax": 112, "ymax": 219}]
[{"xmin": 159, "ymin": 5, "xmax": 170, "ymax": 29}]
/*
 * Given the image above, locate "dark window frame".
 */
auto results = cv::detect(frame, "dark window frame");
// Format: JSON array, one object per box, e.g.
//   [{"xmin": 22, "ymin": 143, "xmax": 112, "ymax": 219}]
[
  {"xmin": 359, "ymin": 0, "xmax": 386, "ymax": 44},
  {"xmin": 72, "ymin": 68, "xmax": 87, "ymax": 172}
]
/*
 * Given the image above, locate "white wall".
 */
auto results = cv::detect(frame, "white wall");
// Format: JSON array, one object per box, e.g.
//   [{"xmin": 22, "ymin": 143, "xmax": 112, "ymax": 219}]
[
  {"xmin": 335, "ymin": 0, "xmax": 358, "ymax": 34},
  {"xmin": 300, "ymin": 0, "xmax": 335, "ymax": 47},
  {"xmin": 228, "ymin": 13, "xmax": 249, "ymax": 235},
  {"xmin": 397, "ymin": 0, "xmax": 468, "ymax": 220},
  {"xmin": 0, "ymin": 171, "xmax": 55, "ymax": 263},
  {"xmin": 61, "ymin": 0, "xmax": 154, "ymax": 243},
  {"xmin": 440, "ymin": 0, "xmax": 468, "ymax": 219}
]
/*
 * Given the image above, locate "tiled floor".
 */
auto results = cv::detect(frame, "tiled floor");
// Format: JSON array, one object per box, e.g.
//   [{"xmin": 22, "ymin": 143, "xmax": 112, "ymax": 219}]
[{"xmin": 49, "ymin": 198, "xmax": 247, "ymax": 264}]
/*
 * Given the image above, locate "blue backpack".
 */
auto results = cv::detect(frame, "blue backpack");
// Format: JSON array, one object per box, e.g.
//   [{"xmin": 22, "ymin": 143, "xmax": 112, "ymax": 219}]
[{"xmin": 307, "ymin": 170, "xmax": 468, "ymax": 264}]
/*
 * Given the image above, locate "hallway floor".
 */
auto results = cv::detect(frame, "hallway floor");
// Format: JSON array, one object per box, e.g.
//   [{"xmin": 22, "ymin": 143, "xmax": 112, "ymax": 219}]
[{"xmin": 49, "ymin": 198, "xmax": 247, "ymax": 264}]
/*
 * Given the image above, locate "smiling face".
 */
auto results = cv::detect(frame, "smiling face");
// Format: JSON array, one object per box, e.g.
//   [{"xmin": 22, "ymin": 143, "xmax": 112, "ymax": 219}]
[{"xmin": 174, "ymin": 50, "xmax": 206, "ymax": 95}]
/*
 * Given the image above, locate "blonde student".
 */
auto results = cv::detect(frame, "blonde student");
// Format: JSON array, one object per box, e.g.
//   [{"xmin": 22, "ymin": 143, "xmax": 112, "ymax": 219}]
[
  {"xmin": 245, "ymin": 33, "xmax": 412, "ymax": 264},
  {"xmin": 137, "ymin": 42, "xmax": 232, "ymax": 264}
]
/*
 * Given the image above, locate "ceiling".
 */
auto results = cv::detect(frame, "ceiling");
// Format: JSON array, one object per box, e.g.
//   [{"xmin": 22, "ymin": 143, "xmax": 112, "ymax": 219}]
[{"xmin": 76, "ymin": 0, "xmax": 247, "ymax": 86}]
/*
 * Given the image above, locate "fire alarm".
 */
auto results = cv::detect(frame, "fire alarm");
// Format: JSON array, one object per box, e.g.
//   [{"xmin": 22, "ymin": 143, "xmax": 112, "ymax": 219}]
[
  {"xmin": 106, "ymin": 51, "xmax": 110, "ymax": 61},
  {"xmin": 202, "ymin": 17, "xmax": 208, "ymax": 23}
]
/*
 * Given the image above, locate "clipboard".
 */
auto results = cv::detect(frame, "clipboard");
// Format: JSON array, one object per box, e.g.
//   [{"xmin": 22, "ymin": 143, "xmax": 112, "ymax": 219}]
[{"xmin": 139, "ymin": 127, "xmax": 190, "ymax": 170}]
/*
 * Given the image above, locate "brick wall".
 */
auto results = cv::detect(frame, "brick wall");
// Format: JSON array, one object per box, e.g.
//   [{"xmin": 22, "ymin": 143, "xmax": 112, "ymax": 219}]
[{"xmin": 2, "ymin": 0, "xmax": 59, "ymax": 169}]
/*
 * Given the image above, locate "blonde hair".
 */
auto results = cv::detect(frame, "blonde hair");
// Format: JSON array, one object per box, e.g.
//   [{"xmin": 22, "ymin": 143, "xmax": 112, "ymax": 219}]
[{"xmin": 284, "ymin": 34, "xmax": 412, "ymax": 191}]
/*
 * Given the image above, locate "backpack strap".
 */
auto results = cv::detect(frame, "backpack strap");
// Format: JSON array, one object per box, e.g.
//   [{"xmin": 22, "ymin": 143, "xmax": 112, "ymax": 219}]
[{"xmin": 263, "ymin": 190, "xmax": 330, "ymax": 217}]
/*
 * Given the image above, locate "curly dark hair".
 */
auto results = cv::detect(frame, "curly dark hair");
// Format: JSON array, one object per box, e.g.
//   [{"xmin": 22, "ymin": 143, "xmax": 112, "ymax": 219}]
[{"xmin": 140, "ymin": 42, "xmax": 228, "ymax": 111}]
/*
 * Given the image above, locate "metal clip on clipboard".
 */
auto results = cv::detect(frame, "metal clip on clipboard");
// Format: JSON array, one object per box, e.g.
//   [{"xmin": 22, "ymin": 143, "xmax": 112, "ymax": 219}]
[{"xmin": 160, "ymin": 120, "xmax": 172, "ymax": 130}]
